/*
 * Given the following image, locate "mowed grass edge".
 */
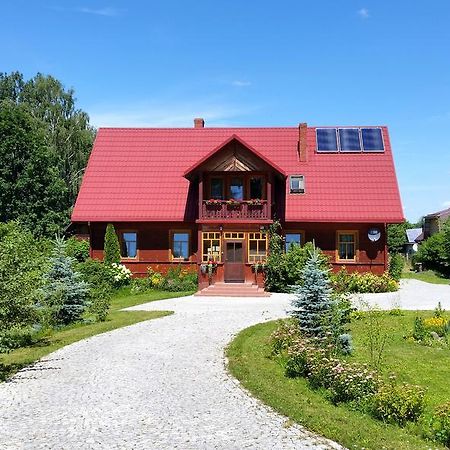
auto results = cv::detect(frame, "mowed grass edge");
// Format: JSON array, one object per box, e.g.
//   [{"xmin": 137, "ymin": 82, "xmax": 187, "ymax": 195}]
[{"xmin": 226, "ymin": 320, "xmax": 445, "ymax": 450}]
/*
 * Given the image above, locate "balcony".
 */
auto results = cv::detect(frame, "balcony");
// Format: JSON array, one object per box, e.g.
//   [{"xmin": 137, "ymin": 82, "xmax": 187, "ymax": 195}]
[{"xmin": 200, "ymin": 200, "xmax": 269, "ymax": 221}]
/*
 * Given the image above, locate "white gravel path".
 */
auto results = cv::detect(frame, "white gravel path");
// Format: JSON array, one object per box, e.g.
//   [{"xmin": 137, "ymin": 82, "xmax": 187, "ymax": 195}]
[
  {"xmin": 1, "ymin": 279, "xmax": 448, "ymax": 450},
  {"xmin": 0, "ymin": 293, "xmax": 342, "ymax": 450},
  {"xmin": 353, "ymin": 279, "xmax": 450, "ymax": 310}
]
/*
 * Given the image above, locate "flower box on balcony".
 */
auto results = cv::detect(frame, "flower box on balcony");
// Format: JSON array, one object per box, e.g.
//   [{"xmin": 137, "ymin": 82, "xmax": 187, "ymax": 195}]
[
  {"xmin": 226, "ymin": 199, "xmax": 241, "ymax": 209},
  {"xmin": 247, "ymin": 199, "xmax": 264, "ymax": 207},
  {"xmin": 205, "ymin": 199, "xmax": 222, "ymax": 207}
]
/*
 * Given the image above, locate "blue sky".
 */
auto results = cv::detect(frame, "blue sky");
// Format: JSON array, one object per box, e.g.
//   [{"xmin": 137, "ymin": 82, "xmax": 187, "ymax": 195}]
[{"xmin": 1, "ymin": 0, "xmax": 450, "ymax": 222}]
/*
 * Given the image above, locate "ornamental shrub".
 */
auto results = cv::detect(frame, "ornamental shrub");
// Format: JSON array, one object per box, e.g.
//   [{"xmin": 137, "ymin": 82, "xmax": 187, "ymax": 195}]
[
  {"xmin": 109, "ymin": 263, "xmax": 132, "ymax": 287},
  {"xmin": 0, "ymin": 222, "xmax": 47, "ymax": 335},
  {"xmin": 65, "ymin": 237, "xmax": 90, "ymax": 262},
  {"xmin": 270, "ymin": 319, "xmax": 302, "ymax": 356},
  {"xmin": 425, "ymin": 402, "xmax": 450, "ymax": 447},
  {"xmin": 290, "ymin": 245, "xmax": 334, "ymax": 337},
  {"xmin": 388, "ymin": 253, "xmax": 404, "ymax": 281},
  {"xmin": 76, "ymin": 258, "xmax": 114, "ymax": 322},
  {"xmin": 41, "ymin": 237, "xmax": 89, "ymax": 326},
  {"xmin": 164, "ymin": 266, "xmax": 198, "ymax": 292},
  {"xmin": 370, "ymin": 382, "xmax": 426, "ymax": 426},
  {"xmin": 104, "ymin": 223, "xmax": 121, "ymax": 265},
  {"xmin": 328, "ymin": 362, "xmax": 380, "ymax": 404},
  {"xmin": 331, "ymin": 268, "xmax": 398, "ymax": 294}
]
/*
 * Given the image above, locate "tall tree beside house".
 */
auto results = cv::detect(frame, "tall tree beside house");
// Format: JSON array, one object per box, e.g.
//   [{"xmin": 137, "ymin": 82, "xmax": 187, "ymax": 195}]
[
  {"xmin": 290, "ymin": 245, "xmax": 334, "ymax": 337},
  {"xmin": 104, "ymin": 224, "xmax": 121, "ymax": 265},
  {"xmin": 0, "ymin": 101, "xmax": 68, "ymax": 236},
  {"xmin": 42, "ymin": 237, "xmax": 89, "ymax": 326},
  {"xmin": 0, "ymin": 71, "xmax": 95, "ymax": 235}
]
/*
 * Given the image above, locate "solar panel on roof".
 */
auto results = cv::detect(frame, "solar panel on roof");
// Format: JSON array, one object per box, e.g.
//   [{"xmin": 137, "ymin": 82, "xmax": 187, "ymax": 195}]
[
  {"xmin": 362, "ymin": 128, "xmax": 384, "ymax": 151},
  {"xmin": 338, "ymin": 128, "xmax": 361, "ymax": 151},
  {"xmin": 316, "ymin": 128, "xmax": 338, "ymax": 151}
]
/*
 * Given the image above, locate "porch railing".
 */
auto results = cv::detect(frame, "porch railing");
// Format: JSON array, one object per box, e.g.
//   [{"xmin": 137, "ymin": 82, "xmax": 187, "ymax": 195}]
[{"xmin": 200, "ymin": 200, "xmax": 269, "ymax": 220}]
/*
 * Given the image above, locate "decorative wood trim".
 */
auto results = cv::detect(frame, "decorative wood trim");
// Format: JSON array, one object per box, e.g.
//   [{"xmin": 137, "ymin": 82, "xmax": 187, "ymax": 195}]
[
  {"xmin": 335, "ymin": 230, "xmax": 359, "ymax": 263},
  {"xmin": 169, "ymin": 229, "xmax": 192, "ymax": 262},
  {"xmin": 247, "ymin": 231, "xmax": 268, "ymax": 263}
]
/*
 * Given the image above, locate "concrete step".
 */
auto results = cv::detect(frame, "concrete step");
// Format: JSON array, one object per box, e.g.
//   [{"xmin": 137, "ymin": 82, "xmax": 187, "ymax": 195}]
[{"xmin": 195, "ymin": 283, "xmax": 270, "ymax": 297}]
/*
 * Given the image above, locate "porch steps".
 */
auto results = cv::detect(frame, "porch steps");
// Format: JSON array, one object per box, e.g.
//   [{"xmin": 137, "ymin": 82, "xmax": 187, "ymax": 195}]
[{"xmin": 195, "ymin": 282, "xmax": 270, "ymax": 297}]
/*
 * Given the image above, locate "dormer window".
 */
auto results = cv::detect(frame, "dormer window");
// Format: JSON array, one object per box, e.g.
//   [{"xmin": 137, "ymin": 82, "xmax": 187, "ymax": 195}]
[{"xmin": 290, "ymin": 175, "xmax": 305, "ymax": 194}]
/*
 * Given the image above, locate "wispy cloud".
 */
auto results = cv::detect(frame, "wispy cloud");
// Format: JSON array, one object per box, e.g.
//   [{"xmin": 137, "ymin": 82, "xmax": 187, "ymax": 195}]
[
  {"xmin": 88, "ymin": 100, "xmax": 257, "ymax": 128},
  {"xmin": 443, "ymin": 200, "xmax": 450, "ymax": 207},
  {"xmin": 231, "ymin": 80, "xmax": 251, "ymax": 87},
  {"xmin": 77, "ymin": 7, "xmax": 121, "ymax": 17},
  {"xmin": 357, "ymin": 8, "xmax": 369, "ymax": 19}
]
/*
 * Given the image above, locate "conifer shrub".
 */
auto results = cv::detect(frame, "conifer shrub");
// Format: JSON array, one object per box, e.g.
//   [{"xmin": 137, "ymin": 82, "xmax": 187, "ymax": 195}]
[
  {"xmin": 290, "ymin": 244, "xmax": 334, "ymax": 337},
  {"xmin": 42, "ymin": 237, "xmax": 89, "ymax": 326},
  {"xmin": 104, "ymin": 223, "xmax": 121, "ymax": 265}
]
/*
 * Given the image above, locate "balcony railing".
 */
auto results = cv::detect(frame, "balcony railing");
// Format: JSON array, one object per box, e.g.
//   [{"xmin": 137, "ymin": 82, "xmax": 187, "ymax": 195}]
[{"xmin": 200, "ymin": 200, "xmax": 269, "ymax": 220}]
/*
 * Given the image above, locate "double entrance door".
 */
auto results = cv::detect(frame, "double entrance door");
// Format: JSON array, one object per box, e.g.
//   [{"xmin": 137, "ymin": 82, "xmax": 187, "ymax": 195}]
[{"xmin": 224, "ymin": 241, "xmax": 244, "ymax": 283}]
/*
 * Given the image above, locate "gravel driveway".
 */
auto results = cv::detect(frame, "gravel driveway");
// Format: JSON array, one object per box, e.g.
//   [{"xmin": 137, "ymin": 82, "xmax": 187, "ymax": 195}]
[
  {"xmin": 0, "ymin": 293, "xmax": 342, "ymax": 450},
  {"xmin": 1, "ymin": 279, "xmax": 448, "ymax": 450}
]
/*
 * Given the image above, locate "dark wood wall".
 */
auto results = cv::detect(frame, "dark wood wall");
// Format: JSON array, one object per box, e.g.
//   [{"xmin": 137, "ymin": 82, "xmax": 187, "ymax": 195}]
[{"xmin": 89, "ymin": 221, "xmax": 387, "ymax": 278}]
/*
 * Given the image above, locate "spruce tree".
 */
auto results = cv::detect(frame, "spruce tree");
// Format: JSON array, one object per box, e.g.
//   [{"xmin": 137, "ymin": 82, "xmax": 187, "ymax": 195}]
[
  {"xmin": 42, "ymin": 237, "xmax": 89, "ymax": 325},
  {"xmin": 290, "ymin": 244, "xmax": 333, "ymax": 337},
  {"xmin": 104, "ymin": 223, "xmax": 121, "ymax": 265}
]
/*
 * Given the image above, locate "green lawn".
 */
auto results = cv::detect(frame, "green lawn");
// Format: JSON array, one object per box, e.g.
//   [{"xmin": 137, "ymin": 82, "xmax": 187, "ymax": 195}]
[
  {"xmin": 0, "ymin": 289, "xmax": 193, "ymax": 381},
  {"xmin": 227, "ymin": 312, "xmax": 449, "ymax": 450},
  {"xmin": 401, "ymin": 270, "xmax": 450, "ymax": 285}
]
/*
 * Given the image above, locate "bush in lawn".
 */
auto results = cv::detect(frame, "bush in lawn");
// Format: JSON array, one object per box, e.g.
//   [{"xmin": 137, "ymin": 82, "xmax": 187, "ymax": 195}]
[
  {"xmin": 0, "ymin": 222, "xmax": 47, "ymax": 339},
  {"xmin": 65, "ymin": 237, "xmax": 90, "ymax": 262},
  {"xmin": 388, "ymin": 253, "xmax": 404, "ymax": 281},
  {"xmin": 370, "ymin": 381, "xmax": 426, "ymax": 426},
  {"xmin": 0, "ymin": 326, "xmax": 42, "ymax": 353},
  {"xmin": 42, "ymin": 237, "xmax": 89, "ymax": 326},
  {"xmin": 270, "ymin": 319, "xmax": 302, "ymax": 356},
  {"xmin": 290, "ymin": 244, "xmax": 334, "ymax": 337},
  {"xmin": 104, "ymin": 223, "xmax": 120, "ymax": 265},
  {"xmin": 76, "ymin": 258, "xmax": 115, "ymax": 287},
  {"xmin": 423, "ymin": 317, "xmax": 449, "ymax": 337},
  {"xmin": 76, "ymin": 258, "xmax": 114, "ymax": 322},
  {"xmin": 328, "ymin": 362, "xmax": 380, "ymax": 404},
  {"xmin": 425, "ymin": 402, "xmax": 450, "ymax": 447}
]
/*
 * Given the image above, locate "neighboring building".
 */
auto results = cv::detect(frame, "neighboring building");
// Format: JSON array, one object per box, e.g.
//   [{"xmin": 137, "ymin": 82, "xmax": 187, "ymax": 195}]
[
  {"xmin": 71, "ymin": 120, "xmax": 404, "ymax": 291},
  {"xmin": 423, "ymin": 207, "xmax": 450, "ymax": 238},
  {"xmin": 405, "ymin": 227, "xmax": 423, "ymax": 259}
]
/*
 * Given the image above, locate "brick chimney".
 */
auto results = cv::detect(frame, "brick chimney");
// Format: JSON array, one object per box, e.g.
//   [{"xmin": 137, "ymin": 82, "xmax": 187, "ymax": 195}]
[
  {"xmin": 298, "ymin": 122, "xmax": 307, "ymax": 161},
  {"xmin": 194, "ymin": 118, "xmax": 205, "ymax": 128}
]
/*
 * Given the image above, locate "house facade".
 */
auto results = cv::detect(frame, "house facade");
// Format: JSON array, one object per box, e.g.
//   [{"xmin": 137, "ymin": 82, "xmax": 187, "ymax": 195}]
[
  {"xmin": 423, "ymin": 207, "xmax": 450, "ymax": 238},
  {"xmin": 71, "ymin": 119, "xmax": 404, "ymax": 290}
]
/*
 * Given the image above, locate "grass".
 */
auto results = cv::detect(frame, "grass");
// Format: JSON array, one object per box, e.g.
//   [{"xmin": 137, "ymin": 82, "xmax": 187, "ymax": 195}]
[
  {"xmin": 227, "ymin": 311, "xmax": 449, "ymax": 450},
  {"xmin": 0, "ymin": 289, "xmax": 194, "ymax": 381},
  {"xmin": 401, "ymin": 269, "xmax": 450, "ymax": 285}
]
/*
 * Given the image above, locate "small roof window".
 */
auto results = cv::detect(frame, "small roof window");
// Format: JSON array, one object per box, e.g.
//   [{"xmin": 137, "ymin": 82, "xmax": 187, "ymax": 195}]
[{"xmin": 290, "ymin": 175, "xmax": 305, "ymax": 194}]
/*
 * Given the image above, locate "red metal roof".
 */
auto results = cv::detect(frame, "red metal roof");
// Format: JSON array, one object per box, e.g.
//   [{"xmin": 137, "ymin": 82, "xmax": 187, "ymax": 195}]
[{"xmin": 71, "ymin": 126, "xmax": 404, "ymax": 223}]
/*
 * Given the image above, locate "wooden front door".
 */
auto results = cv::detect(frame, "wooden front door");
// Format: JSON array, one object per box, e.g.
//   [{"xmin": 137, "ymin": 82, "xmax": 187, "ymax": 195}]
[{"xmin": 224, "ymin": 241, "xmax": 245, "ymax": 282}]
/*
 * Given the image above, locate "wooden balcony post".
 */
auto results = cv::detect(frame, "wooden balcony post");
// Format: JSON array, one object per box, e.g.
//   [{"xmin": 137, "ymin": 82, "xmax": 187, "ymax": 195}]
[
  {"xmin": 199, "ymin": 175, "xmax": 203, "ymax": 219},
  {"xmin": 267, "ymin": 174, "xmax": 272, "ymax": 219}
]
